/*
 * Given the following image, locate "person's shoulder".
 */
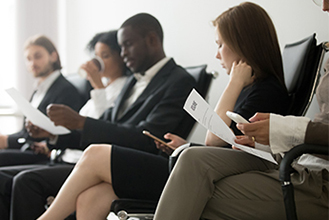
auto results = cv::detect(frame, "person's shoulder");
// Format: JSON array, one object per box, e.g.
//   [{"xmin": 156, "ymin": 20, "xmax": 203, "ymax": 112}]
[
  {"xmin": 168, "ymin": 59, "xmax": 195, "ymax": 80},
  {"xmin": 54, "ymin": 73, "xmax": 81, "ymax": 94},
  {"xmin": 253, "ymin": 75, "xmax": 286, "ymax": 91}
]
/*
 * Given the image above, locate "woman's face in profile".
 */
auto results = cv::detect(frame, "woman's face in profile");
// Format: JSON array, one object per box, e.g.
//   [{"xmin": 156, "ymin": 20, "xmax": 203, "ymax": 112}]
[
  {"xmin": 215, "ymin": 30, "xmax": 241, "ymax": 75},
  {"xmin": 94, "ymin": 42, "xmax": 123, "ymax": 78}
]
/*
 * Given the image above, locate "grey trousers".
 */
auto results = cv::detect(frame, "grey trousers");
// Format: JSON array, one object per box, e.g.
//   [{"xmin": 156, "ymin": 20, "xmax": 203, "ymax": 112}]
[{"xmin": 154, "ymin": 147, "xmax": 329, "ymax": 220}]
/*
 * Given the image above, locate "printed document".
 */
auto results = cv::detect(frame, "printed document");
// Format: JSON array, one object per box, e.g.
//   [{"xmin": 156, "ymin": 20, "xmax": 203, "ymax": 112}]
[
  {"xmin": 183, "ymin": 89, "xmax": 277, "ymax": 164},
  {"xmin": 5, "ymin": 87, "xmax": 70, "ymax": 135}
]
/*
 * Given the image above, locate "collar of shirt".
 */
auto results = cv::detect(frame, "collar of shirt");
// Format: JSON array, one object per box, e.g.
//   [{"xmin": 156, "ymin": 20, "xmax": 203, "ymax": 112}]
[
  {"xmin": 33, "ymin": 70, "xmax": 61, "ymax": 93},
  {"xmin": 133, "ymin": 57, "xmax": 171, "ymax": 82},
  {"xmin": 30, "ymin": 70, "xmax": 61, "ymax": 108}
]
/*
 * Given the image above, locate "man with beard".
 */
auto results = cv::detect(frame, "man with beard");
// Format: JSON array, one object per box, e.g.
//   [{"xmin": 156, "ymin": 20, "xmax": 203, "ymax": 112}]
[{"xmin": 0, "ymin": 35, "xmax": 83, "ymax": 165}]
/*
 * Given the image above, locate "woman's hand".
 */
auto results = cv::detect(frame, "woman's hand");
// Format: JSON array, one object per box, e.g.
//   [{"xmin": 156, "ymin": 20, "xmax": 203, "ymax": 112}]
[
  {"xmin": 80, "ymin": 60, "xmax": 104, "ymax": 89},
  {"xmin": 232, "ymin": 135, "xmax": 255, "ymax": 150},
  {"xmin": 155, "ymin": 133, "xmax": 187, "ymax": 155},
  {"xmin": 229, "ymin": 60, "xmax": 254, "ymax": 88},
  {"xmin": 236, "ymin": 113, "xmax": 270, "ymax": 145}
]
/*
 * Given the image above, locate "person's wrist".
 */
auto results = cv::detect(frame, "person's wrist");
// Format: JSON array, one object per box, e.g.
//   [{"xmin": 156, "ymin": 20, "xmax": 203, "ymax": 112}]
[
  {"xmin": 77, "ymin": 116, "xmax": 87, "ymax": 130},
  {"xmin": 228, "ymin": 78, "xmax": 245, "ymax": 89},
  {"xmin": 0, "ymin": 135, "xmax": 8, "ymax": 149}
]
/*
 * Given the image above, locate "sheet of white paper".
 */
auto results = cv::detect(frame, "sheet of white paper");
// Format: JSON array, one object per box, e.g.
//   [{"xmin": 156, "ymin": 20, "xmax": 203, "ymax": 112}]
[
  {"xmin": 5, "ymin": 88, "xmax": 70, "ymax": 135},
  {"xmin": 183, "ymin": 89, "xmax": 277, "ymax": 164}
]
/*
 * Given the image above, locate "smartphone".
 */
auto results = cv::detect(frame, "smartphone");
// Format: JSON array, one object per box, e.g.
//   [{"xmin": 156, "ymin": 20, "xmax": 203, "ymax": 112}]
[
  {"xmin": 142, "ymin": 130, "xmax": 174, "ymax": 149},
  {"xmin": 226, "ymin": 111, "xmax": 250, "ymax": 124}
]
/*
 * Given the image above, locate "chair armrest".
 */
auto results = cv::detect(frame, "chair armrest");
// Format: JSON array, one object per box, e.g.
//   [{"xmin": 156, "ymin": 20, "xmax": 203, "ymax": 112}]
[
  {"xmin": 168, "ymin": 143, "xmax": 191, "ymax": 172},
  {"xmin": 279, "ymin": 143, "xmax": 328, "ymax": 182}
]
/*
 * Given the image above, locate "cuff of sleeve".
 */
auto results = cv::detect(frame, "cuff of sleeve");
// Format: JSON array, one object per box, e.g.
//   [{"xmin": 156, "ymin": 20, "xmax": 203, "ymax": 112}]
[
  {"xmin": 48, "ymin": 135, "xmax": 59, "ymax": 145},
  {"xmin": 270, "ymin": 114, "xmax": 310, "ymax": 154}
]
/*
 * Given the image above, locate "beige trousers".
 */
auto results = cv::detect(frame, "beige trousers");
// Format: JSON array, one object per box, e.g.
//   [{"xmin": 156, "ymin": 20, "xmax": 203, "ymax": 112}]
[{"xmin": 154, "ymin": 147, "xmax": 329, "ymax": 220}]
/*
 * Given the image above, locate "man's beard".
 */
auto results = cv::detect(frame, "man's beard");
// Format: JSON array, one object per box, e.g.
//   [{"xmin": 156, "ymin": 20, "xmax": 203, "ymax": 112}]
[{"xmin": 36, "ymin": 61, "xmax": 54, "ymax": 78}]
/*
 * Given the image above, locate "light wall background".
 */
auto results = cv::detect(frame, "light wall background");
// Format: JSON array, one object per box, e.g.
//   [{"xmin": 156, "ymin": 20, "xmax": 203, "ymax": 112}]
[{"xmin": 14, "ymin": 0, "xmax": 329, "ymax": 143}]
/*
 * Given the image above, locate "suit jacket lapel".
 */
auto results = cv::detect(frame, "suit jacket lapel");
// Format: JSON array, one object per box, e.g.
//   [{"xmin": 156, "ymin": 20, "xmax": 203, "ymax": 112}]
[
  {"xmin": 120, "ymin": 59, "xmax": 176, "ymax": 119},
  {"xmin": 37, "ymin": 74, "xmax": 63, "ymax": 114},
  {"xmin": 112, "ymin": 76, "xmax": 137, "ymax": 121}
]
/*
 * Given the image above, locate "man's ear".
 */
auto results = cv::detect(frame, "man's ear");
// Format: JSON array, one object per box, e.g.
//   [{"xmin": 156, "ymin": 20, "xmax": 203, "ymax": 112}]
[
  {"xmin": 50, "ymin": 51, "xmax": 58, "ymax": 63},
  {"xmin": 146, "ymin": 31, "xmax": 160, "ymax": 47}
]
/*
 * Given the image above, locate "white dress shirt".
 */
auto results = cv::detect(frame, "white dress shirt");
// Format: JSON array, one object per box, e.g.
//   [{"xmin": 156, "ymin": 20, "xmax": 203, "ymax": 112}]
[
  {"xmin": 269, "ymin": 113, "xmax": 329, "ymax": 171},
  {"xmin": 117, "ymin": 57, "xmax": 171, "ymax": 118},
  {"xmin": 30, "ymin": 70, "xmax": 61, "ymax": 108}
]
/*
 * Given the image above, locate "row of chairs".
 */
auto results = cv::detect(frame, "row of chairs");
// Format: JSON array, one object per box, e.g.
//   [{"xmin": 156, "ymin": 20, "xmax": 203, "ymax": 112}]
[{"xmin": 109, "ymin": 34, "xmax": 329, "ymax": 220}]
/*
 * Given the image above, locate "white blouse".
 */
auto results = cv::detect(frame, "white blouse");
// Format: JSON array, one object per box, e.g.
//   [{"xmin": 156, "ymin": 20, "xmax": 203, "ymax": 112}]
[{"xmin": 79, "ymin": 76, "xmax": 128, "ymax": 119}]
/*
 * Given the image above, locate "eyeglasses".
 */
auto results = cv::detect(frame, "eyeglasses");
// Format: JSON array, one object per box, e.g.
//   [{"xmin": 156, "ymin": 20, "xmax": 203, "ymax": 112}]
[{"xmin": 313, "ymin": 0, "xmax": 329, "ymax": 6}]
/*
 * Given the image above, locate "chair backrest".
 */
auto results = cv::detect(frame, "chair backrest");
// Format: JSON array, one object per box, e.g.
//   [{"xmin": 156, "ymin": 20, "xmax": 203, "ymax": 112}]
[
  {"xmin": 282, "ymin": 34, "xmax": 323, "ymax": 116},
  {"xmin": 65, "ymin": 73, "xmax": 93, "ymax": 106},
  {"xmin": 175, "ymin": 64, "xmax": 214, "ymax": 139}
]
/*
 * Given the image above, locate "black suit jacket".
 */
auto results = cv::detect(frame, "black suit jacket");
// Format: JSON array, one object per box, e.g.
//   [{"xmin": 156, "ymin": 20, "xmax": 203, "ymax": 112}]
[
  {"xmin": 7, "ymin": 73, "xmax": 83, "ymax": 149},
  {"xmin": 55, "ymin": 59, "xmax": 196, "ymax": 154}
]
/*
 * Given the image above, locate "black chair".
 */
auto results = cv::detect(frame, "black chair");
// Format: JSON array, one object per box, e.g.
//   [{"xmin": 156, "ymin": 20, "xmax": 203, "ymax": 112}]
[
  {"xmin": 279, "ymin": 41, "xmax": 329, "ymax": 220},
  {"xmin": 65, "ymin": 73, "xmax": 93, "ymax": 106},
  {"xmin": 172, "ymin": 64, "xmax": 216, "ymax": 139},
  {"xmin": 282, "ymin": 33, "xmax": 323, "ymax": 116},
  {"xmin": 110, "ymin": 64, "xmax": 217, "ymax": 220},
  {"xmin": 279, "ymin": 143, "xmax": 328, "ymax": 220}
]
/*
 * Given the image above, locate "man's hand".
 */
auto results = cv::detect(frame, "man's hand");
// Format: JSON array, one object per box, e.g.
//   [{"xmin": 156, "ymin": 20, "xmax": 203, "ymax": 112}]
[
  {"xmin": 47, "ymin": 104, "xmax": 86, "ymax": 130},
  {"xmin": 236, "ymin": 113, "xmax": 270, "ymax": 145},
  {"xmin": 25, "ymin": 121, "xmax": 54, "ymax": 138},
  {"xmin": 155, "ymin": 133, "xmax": 187, "ymax": 155},
  {"xmin": 30, "ymin": 142, "xmax": 50, "ymax": 156},
  {"xmin": 0, "ymin": 134, "xmax": 8, "ymax": 149}
]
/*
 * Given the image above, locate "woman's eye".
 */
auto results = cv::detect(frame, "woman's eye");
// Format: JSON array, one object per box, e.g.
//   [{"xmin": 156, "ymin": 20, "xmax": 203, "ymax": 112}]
[{"xmin": 102, "ymin": 54, "xmax": 110, "ymax": 59}]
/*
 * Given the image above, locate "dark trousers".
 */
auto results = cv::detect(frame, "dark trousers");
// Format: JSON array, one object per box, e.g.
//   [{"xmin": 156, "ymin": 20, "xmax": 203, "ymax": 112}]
[
  {"xmin": 0, "ymin": 164, "xmax": 74, "ymax": 220},
  {"xmin": 0, "ymin": 149, "xmax": 49, "ymax": 166}
]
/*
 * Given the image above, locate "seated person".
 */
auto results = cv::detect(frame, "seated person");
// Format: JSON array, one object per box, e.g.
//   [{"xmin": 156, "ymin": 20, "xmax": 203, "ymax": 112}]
[
  {"xmin": 36, "ymin": 2, "xmax": 290, "ymax": 219},
  {"xmin": 153, "ymin": 3, "xmax": 329, "ymax": 220},
  {"xmin": 10, "ymin": 13, "xmax": 197, "ymax": 220},
  {"xmin": 0, "ymin": 35, "xmax": 83, "ymax": 166},
  {"xmin": 49, "ymin": 29, "xmax": 130, "ymax": 162},
  {"xmin": 78, "ymin": 29, "xmax": 129, "ymax": 119},
  {"xmin": 0, "ymin": 29, "xmax": 129, "ymax": 220}
]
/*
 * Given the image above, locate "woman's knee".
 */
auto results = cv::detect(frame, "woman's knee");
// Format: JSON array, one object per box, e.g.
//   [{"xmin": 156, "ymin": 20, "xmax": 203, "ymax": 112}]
[
  {"xmin": 175, "ymin": 147, "xmax": 204, "ymax": 169},
  {"xmin": 77, "ymin": 144, "xmax": 112, "ymax": 166}
]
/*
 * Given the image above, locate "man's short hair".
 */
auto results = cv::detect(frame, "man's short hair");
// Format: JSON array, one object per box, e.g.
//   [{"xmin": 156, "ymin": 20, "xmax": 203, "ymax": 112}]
[{"xmin": 120, "ymin": 13, "xmax": 164, "ymax": 44}]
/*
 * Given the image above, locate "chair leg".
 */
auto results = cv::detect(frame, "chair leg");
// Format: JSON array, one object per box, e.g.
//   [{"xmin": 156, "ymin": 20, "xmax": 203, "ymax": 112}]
[{"xmin": 281, "ymin": 182, "xmax": 298, "ymax": 220}]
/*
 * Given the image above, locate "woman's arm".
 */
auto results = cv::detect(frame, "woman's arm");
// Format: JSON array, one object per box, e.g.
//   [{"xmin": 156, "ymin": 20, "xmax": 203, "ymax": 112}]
[{"xmin": 205, "ymin": 61, "xmax": 254, "ymax": 146}]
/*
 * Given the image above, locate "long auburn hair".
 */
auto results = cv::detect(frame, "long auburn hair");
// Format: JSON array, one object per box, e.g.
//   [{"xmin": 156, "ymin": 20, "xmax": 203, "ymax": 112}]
[{"xmin": 213, "ymin": 2, "xmax": 286, "ymax": 89}]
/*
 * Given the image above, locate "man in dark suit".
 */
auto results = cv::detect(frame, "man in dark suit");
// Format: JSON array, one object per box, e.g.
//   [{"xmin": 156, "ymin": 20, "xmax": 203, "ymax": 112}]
[
  {"xmin": 0, "ymin": 35, "xmax": 83, "ymax": 166},
  {"xmin": 5, "ymin": 13, "xmax": 196, "ymax": 220},
  {"xmin": 0, "ymin": 35, "xmax": 84, "ymax": 220}
]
